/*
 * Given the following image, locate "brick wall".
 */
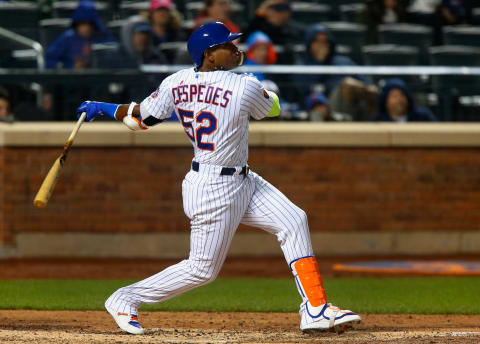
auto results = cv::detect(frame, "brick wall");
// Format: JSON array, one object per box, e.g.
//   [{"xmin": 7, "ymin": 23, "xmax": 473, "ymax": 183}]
[
  {"xmin": 1, "ymin": 145, "xmax": 480, "ymax": 245},
  {"xmin": 0, "ymin": 148, "xmax": 5, "ymax": 243}
]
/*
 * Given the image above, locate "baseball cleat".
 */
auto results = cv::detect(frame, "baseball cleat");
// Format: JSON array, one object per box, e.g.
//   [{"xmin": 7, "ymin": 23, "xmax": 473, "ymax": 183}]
[
  {"xmin": 106, "ymin": 306, "xmax": 145, "ymax": 335},
  {"xmin": 300, "ymin": 302, "xmax": 361, "ymax": 333}
]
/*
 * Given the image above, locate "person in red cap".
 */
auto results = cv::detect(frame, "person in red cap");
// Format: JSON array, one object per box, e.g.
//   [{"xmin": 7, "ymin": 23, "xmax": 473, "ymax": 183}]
[
  {"xmin": 148, "ymin": 0, "xmax": 185, "ymax": 46},
  {"xmin": 194, "ymin": 0, "xmax": 240, "ymax": 33}
]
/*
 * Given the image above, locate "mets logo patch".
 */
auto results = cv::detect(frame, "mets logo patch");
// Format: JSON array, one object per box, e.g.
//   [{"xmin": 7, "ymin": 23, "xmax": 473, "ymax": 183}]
[{"xmin": 151, "ymin": 88, "xmax": 160, "ymax": 99}]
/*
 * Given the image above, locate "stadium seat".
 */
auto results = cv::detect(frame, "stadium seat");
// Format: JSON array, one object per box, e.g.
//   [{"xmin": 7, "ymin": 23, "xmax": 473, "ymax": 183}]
[
  {"xmin": 9, "ymin": 49, "xmax": 39, "ymax": 68},
  {"xmin": 429, "ymin": 45, "xmax": 480, "ymax": 121},
  {"xmin": 53, "ymin": 1, "xmax": 112, "ymax": 22},
  {"xmin": 443, "ymin": 26, "xmax": 480, "ymax": 47},
  {"xmin": 323, "ymin": 22, "xmax": 367, "ymax": 64},
  {"xmin": 378, "ymin": 24, "xmax": 432, "ymax": 64},
  {"xmin": 406, "ymin": 9, "xmax": 435, "ymax": 26},
  {"xmin": 90, "ymin": 42, "xmax": 120, "ymax": 68},
  {"xmin": 106, "ymin": 20, "xmax": 127, "ymax": 42},
  {"xmin": 362, "ymin": 44, "xmax": 422, "ymax": 88},
  {"xmin": 290, "ymin": 2, "xmax": 332, "ymax": 24},
  {"xmin": 119, "ymin": 1, "xmax": 149, "ymax": 18},
  {"xmin": 157, "ymin": 41, "xmax": 187, "ymax": 64},
  {"xmin": 473, "ymin": 7, "xmax": 480, "ymax": 24},
  {"xmin": 0, "ymin": 2, "xmax": 40, "ymax": 28},
  {"xmin": 339, "ymin": 3, "xmax": 365, "ymax": 23},
  {"xmin": 362, "ymin": 44, "xmax": 419, "ymax": 66},
  {"xmin": 39, "ymin": 19, "xmax": 73, "ymax": 48},
  {"xmin": 0, "ymin": 2, "xmax": 38, "ymax": 41},
  {"xmin": 289, "ymin": 42, "xmax": 353, "ymax": 64},
  {"xmin": 319, "ymin": 0, "xmax": 360, "ymax": 20},
  {"xmin": 430, "ymin": 45, "xmax": 480, "ymax": 67},
  {"xmin": 0, "ymin": 2, "xmax": 39, "ymax": 41}
]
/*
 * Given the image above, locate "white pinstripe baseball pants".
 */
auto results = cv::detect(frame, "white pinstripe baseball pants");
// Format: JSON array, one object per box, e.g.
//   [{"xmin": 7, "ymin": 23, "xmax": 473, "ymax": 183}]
[{"xmin": 105, "ymin": 167, "xmax": 314, "ymax": 314}]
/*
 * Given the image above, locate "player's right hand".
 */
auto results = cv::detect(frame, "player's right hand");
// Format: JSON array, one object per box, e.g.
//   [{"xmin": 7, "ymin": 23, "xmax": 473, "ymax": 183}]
[{"xmin": 76, "ymin": 101, "xmax": 102, "ymax": 122}]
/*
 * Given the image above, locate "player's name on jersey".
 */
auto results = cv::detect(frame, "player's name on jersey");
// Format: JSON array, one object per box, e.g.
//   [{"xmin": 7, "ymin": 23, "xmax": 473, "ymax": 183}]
[{"xmin": 172, "ymin": 83, "xmax": 232, "ymax": 108}]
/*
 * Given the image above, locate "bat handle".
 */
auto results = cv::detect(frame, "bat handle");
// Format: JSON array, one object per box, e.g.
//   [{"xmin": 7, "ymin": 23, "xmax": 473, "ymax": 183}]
[{"xmin": 64, "ymin": 112, "xmax": 86, "ymax": 151}]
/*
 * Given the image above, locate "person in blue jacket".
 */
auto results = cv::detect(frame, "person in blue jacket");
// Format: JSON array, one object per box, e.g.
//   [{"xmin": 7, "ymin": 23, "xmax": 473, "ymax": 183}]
[
  {"xmin": 373, "ymin": 78, "xmax": 437, "ymax": 122},
  {"xmin": 45, "ymin": 0, "xmax": 113, "ymax": 69},
  {"xmin": 244, "ymin": 31, "xmax": 277, "ymax": 81},
  {"xmin": 297, "ymin": 24, "xmax": 378, "ymax": 121}
]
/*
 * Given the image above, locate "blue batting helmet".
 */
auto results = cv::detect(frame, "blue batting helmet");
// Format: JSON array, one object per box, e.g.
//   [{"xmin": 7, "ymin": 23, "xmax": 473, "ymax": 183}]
[{"xmin": 187, "ymin": 22, "xmax": 242, "ymax": 67}]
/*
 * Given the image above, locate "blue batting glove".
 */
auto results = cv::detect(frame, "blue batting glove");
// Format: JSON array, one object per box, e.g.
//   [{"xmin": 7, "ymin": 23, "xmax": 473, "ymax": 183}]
[
  {"xmin": 76, "ymin": 101, "xmax": 101, "ymax": 122},
  {"xmin": 76, "ymin": 101, "xmax": 119, "ymax": 122}
]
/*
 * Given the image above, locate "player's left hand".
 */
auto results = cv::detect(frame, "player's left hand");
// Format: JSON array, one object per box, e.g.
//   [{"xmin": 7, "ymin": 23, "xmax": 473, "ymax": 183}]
[{"xmin": 76, "ymin": 101, "xmax": 102, "ymax": 122}]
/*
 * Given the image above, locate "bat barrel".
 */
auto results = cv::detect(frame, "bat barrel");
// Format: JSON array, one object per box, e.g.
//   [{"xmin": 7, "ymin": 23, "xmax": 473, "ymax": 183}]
[{"xmin": 33, "ymin": 157, "xmax": 62, "ymax": 208}]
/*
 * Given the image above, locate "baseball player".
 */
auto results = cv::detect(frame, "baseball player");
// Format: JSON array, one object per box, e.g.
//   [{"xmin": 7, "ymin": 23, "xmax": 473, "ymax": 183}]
[{"xmin": 76, "ymin": 22, "xmax": 361, "ymax": 334}]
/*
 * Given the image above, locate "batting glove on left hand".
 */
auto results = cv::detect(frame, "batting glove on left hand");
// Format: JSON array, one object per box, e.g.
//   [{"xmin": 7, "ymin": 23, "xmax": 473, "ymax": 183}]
[{"xmin": 76, "ymin": 101, "xmax": 102, "ymax": 122}]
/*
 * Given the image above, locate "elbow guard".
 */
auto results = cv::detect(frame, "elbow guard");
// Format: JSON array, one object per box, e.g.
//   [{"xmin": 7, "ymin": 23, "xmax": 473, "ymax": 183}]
[
  {"xmin": 123, "ymin": 114, "xmax": 148, "ymax": 131},
  {"xmin": 122, "ymin": 102, "xmax": 148, "ymax": 131},
  {"xmin": 267, "ymin": 90, "xmax": 281, "ymax": 118}
]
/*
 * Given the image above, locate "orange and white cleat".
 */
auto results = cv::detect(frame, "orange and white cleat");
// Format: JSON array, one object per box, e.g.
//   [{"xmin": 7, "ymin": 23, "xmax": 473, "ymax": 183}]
[
  {"xmin": 105, "ymin": 306, "xmax": 145, "ymax": 335},
  {"xmin": 300, "ymin": 302, "xmax": 361, "ymax": 333}
]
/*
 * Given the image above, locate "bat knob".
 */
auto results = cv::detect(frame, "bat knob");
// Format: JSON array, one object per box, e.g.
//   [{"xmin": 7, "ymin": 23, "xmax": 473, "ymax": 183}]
[{"xmin": 33, "ymin": 199, "xmax": 47, "ymax": 208}]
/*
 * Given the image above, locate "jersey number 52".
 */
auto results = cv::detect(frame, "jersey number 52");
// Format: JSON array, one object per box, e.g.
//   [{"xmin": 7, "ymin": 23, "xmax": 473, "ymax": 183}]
[{"xmin": 178, "ymin": 108, "xmax": 217, "ymax": 151}]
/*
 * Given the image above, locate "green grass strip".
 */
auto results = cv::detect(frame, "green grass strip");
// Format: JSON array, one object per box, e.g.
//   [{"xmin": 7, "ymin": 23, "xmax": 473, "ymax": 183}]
[{"xmin": 0, "ymin": 277, "xmax": 479, "ymax": 314}]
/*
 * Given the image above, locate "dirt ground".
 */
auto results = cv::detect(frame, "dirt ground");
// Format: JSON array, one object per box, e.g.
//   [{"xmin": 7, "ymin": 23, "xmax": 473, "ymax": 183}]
[
  {"xmin": 1, "ymin": 310, "xmax": 480, "ymax": 343},
  {"xmin": 1, "ymin": 256, "xmax": 480, "ymax": 343}
]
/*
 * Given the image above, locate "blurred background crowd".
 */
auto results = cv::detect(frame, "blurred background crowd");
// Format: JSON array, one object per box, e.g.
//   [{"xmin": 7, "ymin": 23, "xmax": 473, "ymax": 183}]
[{"xmin": 0, "ymin": 0, "xmax": 479, "ymax": 123}]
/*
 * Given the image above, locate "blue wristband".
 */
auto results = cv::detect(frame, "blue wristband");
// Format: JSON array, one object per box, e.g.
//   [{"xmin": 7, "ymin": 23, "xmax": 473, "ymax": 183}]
[{"xmin": 98, "ymin": 102, "xmax": 120, "ymax": 119}]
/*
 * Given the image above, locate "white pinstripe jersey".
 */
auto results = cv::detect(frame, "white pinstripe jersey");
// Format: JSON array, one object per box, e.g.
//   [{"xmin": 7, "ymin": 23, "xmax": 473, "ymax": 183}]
[{"xmin": 140, "ymin": 68, "xmax": 274, "ymax": 167}]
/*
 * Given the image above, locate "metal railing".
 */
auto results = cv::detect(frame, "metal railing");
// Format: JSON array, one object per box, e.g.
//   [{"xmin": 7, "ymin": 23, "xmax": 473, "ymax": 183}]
[
  {"xmin": 0, "ymin": 26, "xmax": 44, "ymax": 107},
  {"xmin": 141, "ymin": 64, "xmax": 480, "ymax": 75}
]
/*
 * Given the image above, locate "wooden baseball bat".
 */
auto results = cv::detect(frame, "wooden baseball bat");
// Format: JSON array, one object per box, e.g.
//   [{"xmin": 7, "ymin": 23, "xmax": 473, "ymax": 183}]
[{"xmin": 33, "ymin": 112, "xmax": 87, "ymax": 208}]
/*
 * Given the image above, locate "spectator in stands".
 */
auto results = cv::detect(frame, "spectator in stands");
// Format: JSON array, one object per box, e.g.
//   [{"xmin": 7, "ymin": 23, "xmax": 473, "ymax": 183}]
[
  {"xmin": 147, "ymin": 0, "xmax": 185, "ymax": 45},
  {"xmin": 244, "ymin": 31, "xmax": 277, "ymax": 81},
  {"xmin": 0, "ymin": 92, "xmax": 15, "ymax": 123},
  {"xmin": 433, "ymin": 0, "xmax": 473, "ymax": 44},
  {"xmin": 305, "ymin": 93, "xmax": 352, "ymax": 122},
  {"xmin": 297, "ymin": 24, "xmax": 378, "ymax": 121},
  {"xmin": 362, "ymin": 0, "xmax": 409, "ymax": 43},
  {"xmin": 45, "ymin": 0, "xmax": 113, "ymax": 69},
  {"xmin": 0, "ymin": 89, "xmax": 14, "ymax": 123},
  {"xmin": 195, "ymin": 0, "xmax": 240, "ymax": 33},
  {"xmin": 373, "ymin": 78, "xmax": 437, "ymax": 122},
  {"xmin": 114, "ymin": 19, "xmax": 167, "ymax": 67},
  {"xmin": 243, "ymin": 0, "xmax": 303, "ymax": 49}
]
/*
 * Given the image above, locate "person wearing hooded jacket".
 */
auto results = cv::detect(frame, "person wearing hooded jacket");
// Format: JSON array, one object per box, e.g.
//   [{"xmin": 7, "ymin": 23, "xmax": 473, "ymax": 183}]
[
  {"xmin": 107, "ymin": 17, "xmax": 167, "ymax": 68},
  {"xmin": 45, "ymin": 0, "xmax": 113, "ymax": 69},
  {"xmin": 297, "ymin": 24, "xmax": 379, "ymax": 121},
  {"xmin": 373, "ymin": 78, "xmax": 437, "ymax": 122},
  {"xmin": 244, "ymin": 31, "xmax": 277, "ymax": 81}
]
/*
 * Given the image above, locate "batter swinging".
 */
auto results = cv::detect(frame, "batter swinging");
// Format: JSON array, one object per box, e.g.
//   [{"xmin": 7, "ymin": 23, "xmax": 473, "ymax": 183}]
[{"xmin": 76, "ymin": 22, "xmax": 361, "ymax": 335}]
